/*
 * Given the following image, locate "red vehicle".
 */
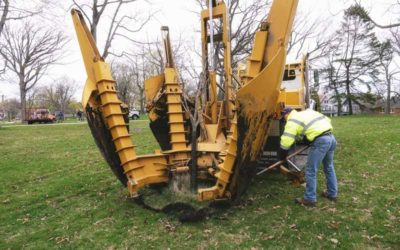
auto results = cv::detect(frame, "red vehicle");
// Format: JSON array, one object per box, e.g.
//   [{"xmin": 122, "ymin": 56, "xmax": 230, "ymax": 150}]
[{"xmin": 25, "ymin": 108, "xmax": 56, "ymax": 124}]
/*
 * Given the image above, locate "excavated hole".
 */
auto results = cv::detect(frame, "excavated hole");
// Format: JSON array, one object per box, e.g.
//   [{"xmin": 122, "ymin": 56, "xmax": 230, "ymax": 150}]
[{"xmin": 137, "ymin": 173, "xmax": 231, "ymax": 222}]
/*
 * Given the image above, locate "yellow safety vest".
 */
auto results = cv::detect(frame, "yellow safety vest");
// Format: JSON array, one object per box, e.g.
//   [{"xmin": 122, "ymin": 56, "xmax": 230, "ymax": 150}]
[{"xmin": 280, "ymin": 109, "xmax": 333, "ymax": 150}]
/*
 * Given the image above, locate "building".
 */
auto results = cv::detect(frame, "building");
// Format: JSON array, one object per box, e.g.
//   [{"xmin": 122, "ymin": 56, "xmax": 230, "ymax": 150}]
[
  {"xmin": 319, "ymin": 87, "xmax": 338, "ymax": 117},
  {"xmin": 374, "ymin": 97, "xmax": 400, "ymax": 114},
  {"xmin": 319, "ymin": 86, "xmax": 378, "ymax": 116},
  {"xmin": 341, "ymin": 98, "xmax": 375, "ymax": 115}
]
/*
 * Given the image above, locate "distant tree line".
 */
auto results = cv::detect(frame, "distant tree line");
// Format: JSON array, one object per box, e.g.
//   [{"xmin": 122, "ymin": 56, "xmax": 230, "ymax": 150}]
[
  {"xmin": 312, "ymin": 4, "xmax": 400, "ymax": 115},
  {"xmin": 1, "ymin": 0, "xmax": 400, "ymax": 122}
]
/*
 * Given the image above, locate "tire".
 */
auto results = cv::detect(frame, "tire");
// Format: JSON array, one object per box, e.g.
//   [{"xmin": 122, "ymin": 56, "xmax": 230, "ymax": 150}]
[{"xmin": 131, "ymin": 114, "xmax": 140, "ymax": 120}]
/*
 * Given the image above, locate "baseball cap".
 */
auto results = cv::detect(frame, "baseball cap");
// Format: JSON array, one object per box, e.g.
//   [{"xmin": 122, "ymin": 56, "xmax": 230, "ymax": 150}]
[{"xmin": 281, "ymin": 107, "xmax": 293, "ymax": 117}]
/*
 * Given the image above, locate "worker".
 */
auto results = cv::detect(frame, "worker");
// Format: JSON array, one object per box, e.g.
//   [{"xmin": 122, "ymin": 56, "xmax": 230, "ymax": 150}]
[
  {"xmin": 280, "ymin": 107, "xmax": 337, "ymax": 207},
  {"xmin": 77, "ymin": 110, "xmax": 83, "ymax": 121}
]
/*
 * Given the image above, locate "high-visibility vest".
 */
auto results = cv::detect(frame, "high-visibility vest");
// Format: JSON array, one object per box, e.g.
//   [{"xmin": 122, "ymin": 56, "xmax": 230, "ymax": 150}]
[{"xmin": 280, "ymin": 109, "xmax": 333, "ymax": 150}]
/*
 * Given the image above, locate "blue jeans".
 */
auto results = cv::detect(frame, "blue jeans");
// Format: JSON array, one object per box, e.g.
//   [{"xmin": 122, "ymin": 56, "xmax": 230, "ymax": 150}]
[{"xmin": 304, "ymin": 134, "xmax": 338, "ymax": 202}]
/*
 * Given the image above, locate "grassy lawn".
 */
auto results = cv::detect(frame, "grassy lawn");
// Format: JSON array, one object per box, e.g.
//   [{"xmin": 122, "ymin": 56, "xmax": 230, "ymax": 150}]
[{"xmin": 0, "ymin": 116, "xmax": 399, "ymax": 249}]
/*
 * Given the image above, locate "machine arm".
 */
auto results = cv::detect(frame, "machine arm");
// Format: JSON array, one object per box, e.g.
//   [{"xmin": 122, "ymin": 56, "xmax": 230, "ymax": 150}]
[
  {"xmin": 71, "ymin": 9, "xmax": 168, "ymax": 196},
  {"xmin": 199, "ymin": 0, "xmax": 299, "ymax": 201}
]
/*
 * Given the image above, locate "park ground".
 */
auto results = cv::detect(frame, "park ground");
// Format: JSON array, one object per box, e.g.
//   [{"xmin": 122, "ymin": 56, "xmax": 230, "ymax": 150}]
[{"xmin": 0, "ymin": 116, "xmax": 399, "ymax": 249}]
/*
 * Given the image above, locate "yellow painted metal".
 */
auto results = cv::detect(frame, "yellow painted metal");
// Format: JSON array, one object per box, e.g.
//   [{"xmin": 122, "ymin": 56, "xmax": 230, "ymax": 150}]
[
  {"xmin": 175, "ymin": 166, "xmax": 190, "ymax": 173},
  {"xmin": 148, "ymin": 109, "xmax": 158, "ymax": 122},
  {"xmin": 95, "ymin": 61, "xmax": 168, "ymax": 195},
  {"xmin": 71, "ymin": 10, "xmax": 100, "ymax": 108},
  {"xmin": 198, "ymin": 114, "xmax": 237, "ymax": 200},
  {"xmin": 198, "ymin": 0, "xmax": 299, "ymax": 201},
  {"xmin": 164, "ymin": 67, "xmax": 190, "ymax": 165},
  {"xmin": 241, "ymin": 28, "xmax": 268, "ymax": 85},
  {"xmin": 144, "ymin": 73, "xmax": 165, "ymax": 123},
  {"xmin": 144, "ymin": 73, "xmax": 165, "ymax": 108},
  {"xmin": 161, "ymin": 26, "xmax": 174, "ymax": 68},
  {"xmin": 236, "ymin": 0, "xmax": 298, "ymax": 161},
  {"xmin": 71, "ymin": 9, "xmax": 168, "ymax": 196},
  {"xmin": 144, "ymin": 26, "xmax": 190, "ymax": 172},
  {"xmin": 209, "ymin": 71, "xmax": 218, "ymax": 124},
  {"xmin": 73, "ymin": 0, "xmax": 300, "ymax": 203},
  {"xmin": 196, "ymin": 154, "xmax": 213, "ymax": 168},
  {"xmin": 201, "ymin": 2, "xmax": 234, "ymax": 126},
  {"xmin": 279, "ymin": 61, "xmax": 307, "ymax": 109},
  {"xmin": 285, "ymin": 92, "xmax": 303, "ymax": 106},
  {"xmin": 204, "ymin": 124, "xmax": 218, "ymax": 142},
  {"xmin": 165, "ymin": 68, "xmax": 186, "ymax": 151},
  {"xmin": 197, "ymin": 142, "xmax": 224, "ymax": 152},
  {"xmin": 260, "ymin": 1, "xmax": 298, "ymax": 68},
  {"xmin": 237, "ymin": 48, "xmax": 286, "ymax": 158},
  {"xmin": 82, "ymin": 79, "xmax": 96, "ymax": 109},
  {"xmin": 220, "ymin": 1, "xmax": 234, "ymax": 124}
]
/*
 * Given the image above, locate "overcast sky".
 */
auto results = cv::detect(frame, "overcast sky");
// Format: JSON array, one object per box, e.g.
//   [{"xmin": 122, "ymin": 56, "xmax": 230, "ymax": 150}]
[{"xmin": 0, "ymin": 0, "xmax": 397, "ymax": 101}]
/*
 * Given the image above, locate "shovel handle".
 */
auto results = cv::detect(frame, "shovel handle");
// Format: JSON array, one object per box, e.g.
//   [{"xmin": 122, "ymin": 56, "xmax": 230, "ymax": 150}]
[{"xmin": 256, "ymin": 146, "xmax": 309, "ymax": 175}]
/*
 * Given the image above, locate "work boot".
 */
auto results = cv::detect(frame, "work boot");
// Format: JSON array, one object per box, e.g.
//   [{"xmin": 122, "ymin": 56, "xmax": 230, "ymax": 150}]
[
  {"xmin": 294, "ymin": 197, "xmax": 316, "ymax": 207},
  {"xmin": 321, "ymin": 191, "xmax": 337, "ymax": 202}
]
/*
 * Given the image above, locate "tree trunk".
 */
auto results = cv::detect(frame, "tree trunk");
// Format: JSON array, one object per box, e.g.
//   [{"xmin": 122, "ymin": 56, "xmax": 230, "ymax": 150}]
[
  {"xmin": 386, "ymin": 78, "xmax": 391, "ymax": 114},
  {"xmin": 331, "ymin": 80, "xmax": 342, "ymax": 116},
  {"xmin": 61, "ymin": 102, "xmax": 65, "ymax": 115},
  {"xmin": 139, "ymin": 88, "xmax": 145, "ymax": 114},
  {"xmin": 0, "ymin": 0, "xmax": 9, "ymax": 37},
  {"xmin": 190, "ymin": 121, "xmax": 198, "ymax": 192},
  {"xmin": 91, "ymin": 0, "xmax": 99, "ymax": 42},
  {"xmin": 20, "ymin": 88, "xmax": 26, "ymax": 122},
  {"xmin": 336, "ymin": 95, "xmax": 342, "ymax": 116},
  {"xmin": 346, "ymin": 70, "xmax": 353, "ymax": 115}
]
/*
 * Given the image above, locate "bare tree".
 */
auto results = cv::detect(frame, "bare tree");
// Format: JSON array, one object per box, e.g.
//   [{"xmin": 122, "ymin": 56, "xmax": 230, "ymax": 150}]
[
  {"xmin": 45, "ymin": 77, "xmax": 77, "ymax": 114},
  {"xmin": 113, "ymin": 54, "xmax": 156, "ymax": 113},
  {"xmin": 370, "ymin": 40, "xmax": 400, "ymax": 114},
  {"xmin": 194, "ymin": 0, "xmax": 270, "ymax": 68},
  {"xmin": 111, "ymin": 30, "xmax": 189, "ymax": 113},
  {"xmin": 111, "ymin": 62, "xmax": 135, "ymax": 108},
  {"xmin": 287, "ymin": 12, "xmax": 333, "ymax": 62},
  {"xmin": 1, "ymin": 97, "xmax": 19, "ymax": 120},
  {"xmin": 0, "ymin": 0, "xmax": 45, "ymax": 75},
  {"xmin": 72, "ymin": 0, "xmax": 152, "ymax": 59},
  {"xmin": 391, "ymin": 27, "xmax": 400, "ymax": 54},
  {"xmin": 287, "ymin": 12, "xmax": 319, "ymax": 58},
  {"xmin": 130, "ymin": 50, "xmax": 160, "ymax": 114},
  {"xmin": 26, "ymin": 87, "xmax": 41, "ymax": 111},
  {"xmin": 0, "ymin": 0, "xmax": 9, "ymax": 36},
  {"xmin": 140, "ymin": 34, "xmax": 193, "ymax": 88},
  {"xmin": 0, "ymin": 23, "xmax": 66, "ymax": 121},
  {"xmin": 0, "ymin": 0, "xmax": 44, "ymax": 37}
]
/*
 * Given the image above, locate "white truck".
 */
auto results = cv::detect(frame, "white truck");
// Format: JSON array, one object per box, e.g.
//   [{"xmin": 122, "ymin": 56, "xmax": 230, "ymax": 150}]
[{"xmin": 129, "ymin": 110, "xmax": 140, "ymax": 120}]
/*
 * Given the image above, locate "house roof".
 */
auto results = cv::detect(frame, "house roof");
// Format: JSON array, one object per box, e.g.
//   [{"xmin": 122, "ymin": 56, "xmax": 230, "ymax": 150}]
[{"xmin": 375, "ymin": 97, "xmax": 400, "ymax": 109}]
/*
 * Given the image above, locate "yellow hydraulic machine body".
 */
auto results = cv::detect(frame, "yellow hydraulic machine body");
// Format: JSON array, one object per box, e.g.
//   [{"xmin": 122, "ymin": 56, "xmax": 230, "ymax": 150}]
[
  {"xmin": 278, "ymin": 57, "xmax": 310, "ymax": 110},
  {"xmin": 72, "ymin": 9, "xmax": 168, "ymax": 196},
  {"xmin": 258, "ymin": 56, "xmax": 311, "ymax": 168},
  {"xmin": 71, "ymin": 0, "xmax": 299, "ymax": 203}
]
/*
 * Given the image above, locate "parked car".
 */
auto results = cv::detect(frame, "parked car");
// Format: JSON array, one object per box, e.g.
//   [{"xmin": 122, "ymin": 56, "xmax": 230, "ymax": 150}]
[
  {"xmin": 129, "ymin": 110, "xmax": 140, "ymax": 120},
  {"xmin": 25, "ymin": 108, "xmax": 56, "ymax": 124}
]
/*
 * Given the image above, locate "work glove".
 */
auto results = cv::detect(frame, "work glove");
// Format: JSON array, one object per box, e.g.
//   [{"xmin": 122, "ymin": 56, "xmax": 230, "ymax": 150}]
[
  {"xmin": 280, "ymin": 149, "xmax": 289, "ymax": 168},
  {"xmin": 300, "ymin": 136, "xmax": 311, "ymax": 145}
]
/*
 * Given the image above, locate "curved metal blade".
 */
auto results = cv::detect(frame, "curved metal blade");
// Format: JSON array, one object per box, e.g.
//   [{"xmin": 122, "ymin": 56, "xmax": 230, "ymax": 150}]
[
  {"xmin": 236, "ymin": 48, "xmax": 286, "ymax": 168},
  {"xmin": 85, "ymin": 106, "xmax": 128, "ymax": 186}
]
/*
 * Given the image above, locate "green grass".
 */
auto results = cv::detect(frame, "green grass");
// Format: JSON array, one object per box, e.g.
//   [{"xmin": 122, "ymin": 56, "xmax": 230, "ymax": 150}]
[{"xmin": 0, "ymin": 116, "xmax": 399, "ymax": 249}]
